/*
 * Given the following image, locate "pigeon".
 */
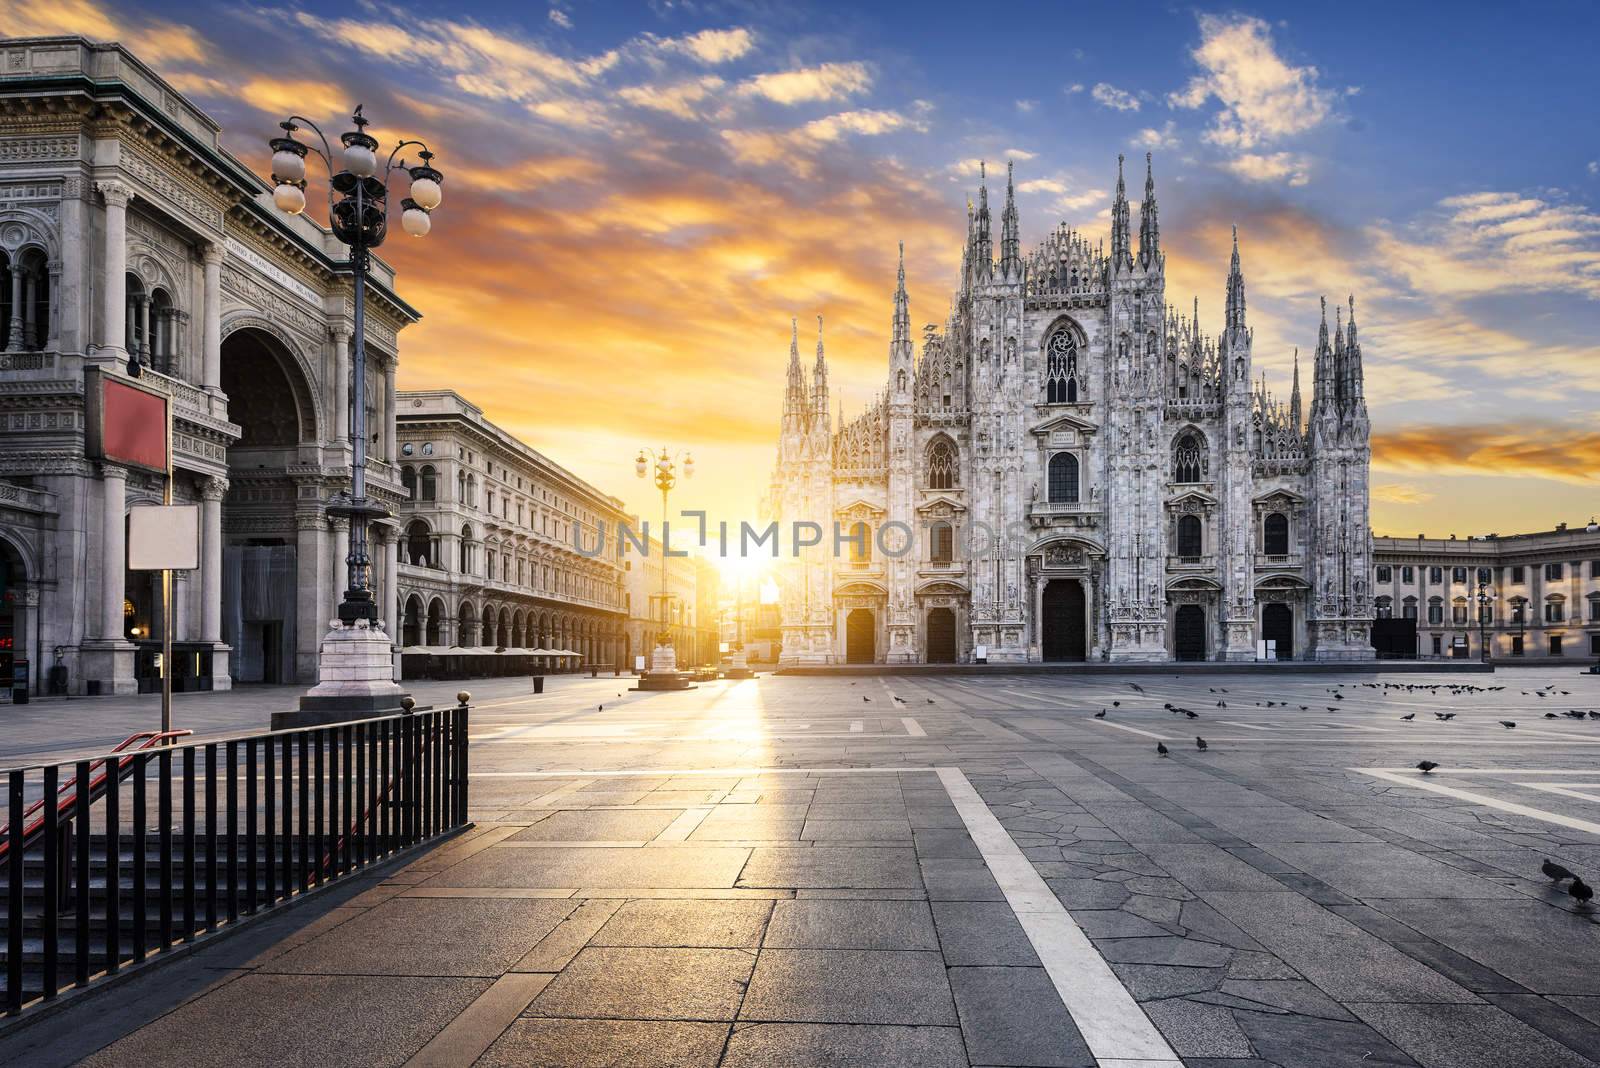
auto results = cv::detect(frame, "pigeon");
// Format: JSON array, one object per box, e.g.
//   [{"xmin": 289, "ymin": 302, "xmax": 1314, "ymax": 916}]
[
  {"xmin": 1130, "ymin": 683, "xmax": 1145, "ymax": 694},
  {"xmin": 1327, "ymin": 707, "xmax": 1338, "ymax": 712},
  {"xmin": 1590, "ymin": 712, "xmax": 1600, "ymax": 720},
  {"xmin": 1217, "ymin": 700, "xmax": 1227, "ymax": 708},
  {"xmin": 926, "ymin": 699, "xmax": 935, "ymax": 705},
  {"xmin": 1094, "ymin": 709, "xmax": 1107, "ymax": 718},
  {"xmin": 1156, "ymin": 742, "xmax": 1169, "ymax": 756},
  {"xmin": 598, "ymin": 704, "xmax": 603, "ymax": 711},
  {"xmin": 1112, "ymin": 700, "xmax": 1121, "ymax": 707},
  {"xmin": 1401, "ymin": 713, "xmax": 1415, "ymax": 721},
  {"xmin": 1195, "ymin": 736, "xmax": 1208, "ymax": 751},
  {"xmin": 1543, "ymin": 859, "xmax": 1576, "ymax": 882},
  {"xmin": 1184, "ymin": 710, "xmax": 1199, "ymax": 719},
  {"xmin": 1499, "ymin": 721, "xmax": 1516, "ymax": 729},
  {"xmin": 862, "ymin": 696, "xmax": 870, "ymax": 703},
  {"xmin": 1572, "ymin": 878, "xmax": 1594, "ymax": 905},
  {"xmin": 1545, "ymin": 713, "xmax": 1559, "ymax": 719},
  {"xmin": 1416, "ymin": 760, "xmax": 1439, "ymax": 773}
]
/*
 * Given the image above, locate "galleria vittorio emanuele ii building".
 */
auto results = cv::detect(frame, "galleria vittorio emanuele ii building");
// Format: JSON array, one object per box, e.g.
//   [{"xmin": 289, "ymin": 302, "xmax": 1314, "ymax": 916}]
[{"xmin": 769, "ymin": 156, "xmax": 1375, "ymax": 665}]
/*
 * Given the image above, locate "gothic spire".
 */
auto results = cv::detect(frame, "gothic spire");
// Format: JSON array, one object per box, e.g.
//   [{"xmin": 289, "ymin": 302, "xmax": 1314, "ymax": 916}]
[
  {"xmin": 1311, "ymin": 296, "xmax": 1334, "ymax": 421},
  {"xmin": 975, "ymin": 161, "xmax": 993, "ymax": 279},
  {"xmin": 1344, "ymin": 295, "xmax": 1364, "ymax": 412},
  {"xmin": 1289, "ymin": 347, "xmax": 1302, "ymax": 430},
  {"xmin": 1224, "ymin": 225, "xmax": 1246, "ymax": 335},
  {"xmin": 1110, "ymin": 153, "xmax": 1131, "ymax": 270},
  {"xmin": 1138, "ymin": 152, "xmax": 1160, "ymax": 269},
  {"xmin": 1000, "ymin": 160, "xmax": 1021, "ymax": 279},
  {"xmin": 811, "ymin": 314, "xmax": 829, "ymax": 422},
  {"xmin": 892, "ymin": 241, "xmax": 910, "ymax": 346},
  {"xmin": 784, "ymin": 316, "xmax": 807, "ymax": 422}
]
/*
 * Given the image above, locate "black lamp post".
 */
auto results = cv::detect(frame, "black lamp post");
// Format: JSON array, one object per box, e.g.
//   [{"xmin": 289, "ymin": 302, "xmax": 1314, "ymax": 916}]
[
  {"xmin": 635, "ymin": 446, "xmax": 693, "ymax": 651},
  {"xmin": 1475, "ymin": 573, "xmax": 1496, "ymax": 664},
  {"xmin": 265, "ymin": 107, "xmax": 444, "ymax": 629}
]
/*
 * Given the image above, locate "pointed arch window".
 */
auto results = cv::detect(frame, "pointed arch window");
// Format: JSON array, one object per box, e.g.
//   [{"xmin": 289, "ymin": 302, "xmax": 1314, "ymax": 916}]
[
  {"xmin": 1173, "ymin": 432, "xmax": 1205, "ymax": 484},
  {"xmin": 1047, "ymin": 452, "xmax": 1079, "ymax": 504},
  {"xmin": 1045, "ymin": 329, "xmax": 1079, "ymax": 404},
  {"xmin": 927, "ymin": 438, "xmax": 957, "ymax": 490}
]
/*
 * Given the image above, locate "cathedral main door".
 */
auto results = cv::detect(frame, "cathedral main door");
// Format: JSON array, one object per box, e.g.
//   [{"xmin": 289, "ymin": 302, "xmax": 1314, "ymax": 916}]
[
  {"xmin": 846, "ymin": 609, "xmax": 876, "ymax": 664},
  {"xmin": 1041, "ymin": 580, "xmax": 1086, "ymax": 661},
  {"xmin": 926, "ymin": 607, "xmax": 956, "ymax": 663},
  {"xmin": 1261, "ymin": 602, "xmax": 1293, "ymax": 660},
  {"xmin": 1175, "ymin": 604, "xmax": 1206, "ymax": 661}
]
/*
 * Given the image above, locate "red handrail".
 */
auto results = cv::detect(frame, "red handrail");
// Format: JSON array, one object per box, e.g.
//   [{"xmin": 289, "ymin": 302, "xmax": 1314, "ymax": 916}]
[{"xmin": 0, "ymin": 729, "xmax": 193, "ymax": 860}]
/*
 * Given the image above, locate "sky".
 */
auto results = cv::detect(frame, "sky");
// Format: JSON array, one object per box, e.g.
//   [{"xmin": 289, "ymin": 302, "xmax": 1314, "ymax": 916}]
[{"xmin": 6, "ymin": 0, "xmax": 1598, "ymax": 541}]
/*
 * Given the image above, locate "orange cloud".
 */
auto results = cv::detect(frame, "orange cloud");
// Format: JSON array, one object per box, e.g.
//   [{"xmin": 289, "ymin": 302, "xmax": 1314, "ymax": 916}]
[{"xmin": 1371, "ymin": 425, "xmax": 1600, "ymax": 485}]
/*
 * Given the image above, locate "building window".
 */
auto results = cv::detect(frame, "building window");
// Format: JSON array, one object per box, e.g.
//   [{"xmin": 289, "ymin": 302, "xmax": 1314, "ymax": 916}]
[
  {"xmin": 1479, "ymin": 604, "xmax": 1493, "ymax": 624},
  {"xmin": 1452, "ymin": 602, "xmax": 1467, "ymax": 624},
  {"xmin": 1545, "ymin": 599, "xmax": 1565, "ymax": 623},
  {"xmin": 1431, "ymin": 635, "xmax": 1442, "ymax": 655},
  {"xmin": 928, "ymin": 438, "xmax": 957, "ymax": 490},
  {"xmin": 1592, "ymin": 560, "xmax": 1600, "ymax": 579},
  {"xmin": 849, "ymin": 521, "xmax": 871, "ymax": 563},
  {"xmin": 1590, "ymin": 598, "xmax": 1600, "ymax": 622},
  {"xmin": 1263, "ymin": 513, "xmax": 1289, "ymax": 556},
  {"xmin": 459, "ymin": 525, "xmax": 474, "ymax": 574},
  {"xmin": 1048, "ymin": 453, "xmax": 1080, "ymax": 503},
  {"xmin": 1045, "ymin": 329, "xmax": 1079, "ymax": 403},
  {"xmin": 1374, "ymin": 597, "xmax": 1393, "ymax": 619},
  {"xmin": 1551, "ymin": 636, "xmax": 1563, "ymax": 656},
  {"xmin": 1546, "ymin": 562, "xmax": 1564, "ymax": 581},
  {"xmin": 1427, "ymin": 600, "xmax": 1443, "ymax": 625},
  {"xmin": 1429, "ymin": 566, "xmax": 1442, "ymax": 584},
  {"xmin": 1512, "ymin": 635, "xmax": 1524, "ymax": 655},
  {"xmin": 401, "ymin": 465, "xmax": 416, "ymax": 499},
  {"xmin": 419, "ymin": 465, "xmax": 436, "ymax": 501},
  {"xmin": 1402, "ymin": 566, "xmax": 1415, "ymax": 584},
  {"xmin": 1511, "ymin": 600, "xmax": 1526, "ymax": 625},
  {"xmin": 1173, "ymin": 432, "xmax": 1205, "ymax": 484},
  {"xmin": 1510, "ymin": 565, "xmax": 1524, "ymax": 583},
  {"xmin": 1176, "ymin": 514, "xmax": 1203, "ymax": 559},
  {"xmin": 1376, "ymin": 566, "xmax": 1392, "ymax": 583},
  {"xmin": 930, "ymin": 521, "xmax": 953, "ymax": 564},
  {"xmin": 404, "ymin": 520, "xmax": 433, "ymax": 567},
  {"xmin": 1403, "ymin": 600, "xmax": 1418, "ymax": 620},
  {"xmin": 1452, "ymin": 567, "xmax": 1467, "ymax": 583}
]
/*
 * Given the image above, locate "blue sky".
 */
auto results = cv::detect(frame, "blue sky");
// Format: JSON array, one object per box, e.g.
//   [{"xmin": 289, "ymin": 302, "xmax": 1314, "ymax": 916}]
[{"xmin": 9, "ymin": 0, "xmax": 1597, "ymax": 533}]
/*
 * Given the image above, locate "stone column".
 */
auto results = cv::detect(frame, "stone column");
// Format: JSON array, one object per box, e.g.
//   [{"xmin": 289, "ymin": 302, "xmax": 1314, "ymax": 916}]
[
  {"xmin": 330, "ymin": 327, "xmax": 350, "ymax": 443},
  {"xmin": 136, "ymin": 294, "xmax": 151, "ymax": 363},
  {"xmin": 201, "ymin": 242, "xmax": 223, "ymax": 390},
  {"xmin": 382, "ymin": 357, "xmax": 397, "ymax": 461},
  {"xmin": 6, "ymin": 260, "xmax": 23, "ymax": 351},
  {"xmin": 22, "ymin": 269, "xmax": 38, "ymax": 350},
  {"xmin": 200, "ymin": 476, "xmax": 227, "ymax": 643},
  {"xmin": 100, "ymin": 464, "xmax": 127, "ymax": 641},
  {"xmin": 297, "ymin": 511, "xmax": 331, "ymax": 684},
  {"xmin": 97, "ymin": 182, "xmax": 130, "ymax": 357},
  {"xmin": 45, "ymin": 260, "xmax": 62, "ymax": 352},
  {"xmin": 383, "ymin": 528, "xmax": 401, "ymax": 681}
]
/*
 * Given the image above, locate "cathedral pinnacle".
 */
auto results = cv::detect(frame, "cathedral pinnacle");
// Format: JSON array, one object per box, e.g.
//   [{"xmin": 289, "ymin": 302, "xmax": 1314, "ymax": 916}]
[
  {"xmin": 1111, "ymin": 153, "xmax": 1132, "ymax": 270},
  {"xmin": 1000, "ymin": 160, "xmax": 1021, "ymax": 278},
  {"xmin": 1224, "ymin": 225, "xmax": 1246, "ymax": 333},
  {"xmin": 1138, "ymin": 152, "xmax": 1160, "ymax": 268}
]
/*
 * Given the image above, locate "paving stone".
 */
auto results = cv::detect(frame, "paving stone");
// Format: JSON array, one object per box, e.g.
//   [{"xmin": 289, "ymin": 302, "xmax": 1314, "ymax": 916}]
[
  {"xmin": 1070, "ymin": 909, "xmax": 1174, "ymax": 938},
  {"xmin": 739, "ymin": 949, "xmax": 957, "ymax": 1025},
  {"xmin": 476, "ymin": 1019, "xmax": 729, "ymax": 1067},
  {"xmin": 764, "ymin": 899, "xmax": 940, "ymax": 951},
  {"xmin": 930, "ymin": 901, "xmax": 1040, "ymax": 965},
  {"xmin": 507, "ymin": 809, "xmax": 684, "ymax": 841},
  {"xmin": 1141, "ymin": 843, "xmax": 1292, "ymax": 892},
  {"xmin": 590, "ymin": 899, "xmax": 773, "ymax": 948},
  {"xmin": 1144, "ymin": 996, "xmax": 1254, "ymax": 1058},
  {"xmin": 1348, "ymin": 1002, "xmax": 1599, "ymax": 1068},
  {"xmin": 1095, "ymin": 935, "xmax": 1235, "ymax": 967},
  {"xmin": 80, "ymin": 974, "xmax": 491, "ymax": 1068},
  {"xmin": 262, "ymin": 897, "xmax": 575, "ymax": 977},
  {"xmin": 922, "ymin": 860, "xmax": 1006, "ymax": 901},
  {"xmin": 1373, "ymin": 898, "xmax": 1600, "ymax": 995},
  {"xmin": 1232, "ymin": 1008, "xmax": 1420, "ymax": 1067},
  {"xmin": 948, "ymin": 966, "xmax": 1095, "ymax": 1066},
  {"xmin": 1220, "ymin": 979, "xmax": 1357, "ymax": 1020},
  {"xmin": 807, "ymin": 803, "xmax": 905, "ymax": 820},
  {"xmin": 801, "ymin": 819, "xmax": 916, "ymax": 842},
  {"xmin": 912, "ymin": 828, "xmax": 982, "ymax": 859},
  {"xmin": 1483, "ymin": 993, "xmax": 1600, "ymax": 1058},
  {"xmin": 739, "ymin": 847, "xmax": 923, "ymax": 889},
  {"xmin": 721, "ymin": 1023, "xmax": 967, "ymax": 1067},
  {"xmin": 1178, "ymin": 899, "xmax": 1266, "ymax": 950},
  {"xmin": 426, "ymin": 845, "xmax": 751, "ymax": 889},
  {"xmin": 526, "ymin": 947, "xmax": 754, "ymax": 1021},
  {"xmin": 1045, "ymin": 877, "xmax": 1132, "ymax": 909},
  {"xmin": 1263, "ymin": 843, "xmax": 1525, "ymax": 900}
]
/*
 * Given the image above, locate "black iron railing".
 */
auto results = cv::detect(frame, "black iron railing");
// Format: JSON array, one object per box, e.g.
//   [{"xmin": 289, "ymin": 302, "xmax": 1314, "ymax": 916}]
[{"xmin": 2, "ymin": 701, "xmax": 469, "ymax": 1018}]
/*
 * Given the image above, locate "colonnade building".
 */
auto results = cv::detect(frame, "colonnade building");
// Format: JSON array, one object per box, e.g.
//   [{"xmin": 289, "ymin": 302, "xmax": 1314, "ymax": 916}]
[{"xmin": 0, "ymin": 36, "xmax": 417, "ymax": 696}]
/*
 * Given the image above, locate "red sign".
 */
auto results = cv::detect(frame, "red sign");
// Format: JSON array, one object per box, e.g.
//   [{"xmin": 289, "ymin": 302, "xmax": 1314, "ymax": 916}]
[{"xmin": 87, "ymin": 370, "xmax": 169, "ymax": 474}]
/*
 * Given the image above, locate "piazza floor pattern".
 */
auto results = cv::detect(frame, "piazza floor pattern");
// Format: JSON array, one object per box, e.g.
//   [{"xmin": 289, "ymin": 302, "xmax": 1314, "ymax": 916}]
[{"xmin": 4, "ymin": 666, "xmax": 1600, "ymax": 1066}]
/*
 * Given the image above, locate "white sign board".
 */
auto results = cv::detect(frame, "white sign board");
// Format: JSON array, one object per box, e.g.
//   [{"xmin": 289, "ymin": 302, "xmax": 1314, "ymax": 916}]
[
  {"xmin": 128, "ymin": 505, "xmax": 200, "ymax": 571},
  {"xmin": 974, "ymin": 644, "xmax": 987, "ymax": 662},
  {"xmin": 634, "ymin": 655, "xmax": 647, "ymax": 672}
]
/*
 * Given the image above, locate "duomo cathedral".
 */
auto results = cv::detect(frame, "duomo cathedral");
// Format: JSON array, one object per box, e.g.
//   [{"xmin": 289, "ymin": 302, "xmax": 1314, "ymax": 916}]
[{"xmin": 768, "ymin": 155, "xmax": 1375, "ymax": 665}]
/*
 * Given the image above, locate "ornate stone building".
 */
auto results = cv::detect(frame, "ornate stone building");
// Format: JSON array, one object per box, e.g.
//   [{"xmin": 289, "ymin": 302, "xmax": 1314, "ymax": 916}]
[
  {"xmin": 0, "ymin": 36, "xmax": 416, "ymax": 695},
  {"xmin": 621, "ymin": 532, "xmax": 718, "ymax": 671},
  {"xmin": 393, "ymin": 389, "xmax": 629, "ymax": 668},
  {"xmin": 769, "ymin": 156, "xmax": 1374, "ymax": 664}
]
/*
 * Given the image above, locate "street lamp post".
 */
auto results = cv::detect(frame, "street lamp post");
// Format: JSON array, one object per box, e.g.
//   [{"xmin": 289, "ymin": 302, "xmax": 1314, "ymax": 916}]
[
  {"xmin": 1475, "ymin": 572, "xmax": 1497, "ymax": 665},
  {"xmin": 263, "ymin": 106, "xmax": 445, "ymax": 725},
  {"xmin": 634, "ymin": 446, "xmax": 693, "ymax": 689}
]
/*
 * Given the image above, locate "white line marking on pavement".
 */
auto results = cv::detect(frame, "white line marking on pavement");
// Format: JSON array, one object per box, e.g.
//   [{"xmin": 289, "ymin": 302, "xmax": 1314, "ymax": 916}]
[
  {"xmin": 1219, "ymin": 721, "xmax": 1276, "ymax": 731},
  {"xmin": 901, "ymin": 717, "xmax": 927, "ymax": 737},
  {"xmin": 652, "ymin": 806, "xmax": 715, "ymax": 842},
  {"xmin": 1517, "ymin": 783, "xmax": 1600, "ymax": 805},
  {"xmin": 1358, "ymin": 769, "xmax": 1600, "ymax": 837},
  {"xmin": 1001, "ymin": 687, "xmax": 1080, "ymax": 708},
  {"xmin": 937, "ymin": 767, "xmax": 1182, "ymax": 1067},
  {"xmin": 1087, "ymin": 720, "xmax": 1169, "ymax": 741}
]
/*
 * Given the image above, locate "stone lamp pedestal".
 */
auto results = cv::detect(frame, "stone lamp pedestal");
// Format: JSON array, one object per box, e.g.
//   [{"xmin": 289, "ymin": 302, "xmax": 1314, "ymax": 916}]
[
  {"xmin": 273, "ymin": 617, "xmax": 412, "ymax": 729},
  {"xmin": 724, "ymin": 647, "xmax": 756, "ymax": 679},
  {"xmin": 635, "ymin": 643, "xmax": 694, "ymax": 691}
]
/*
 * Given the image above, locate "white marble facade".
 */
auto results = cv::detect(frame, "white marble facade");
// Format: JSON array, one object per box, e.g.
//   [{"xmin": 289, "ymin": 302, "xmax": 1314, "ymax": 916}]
[
  {"xmin": 769, "ymin": 156, "xmax": 1375, "ymax": 665},
  {"xmin": 0, "ymin": 36, "xmax": 416, "ymax": 696}
]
